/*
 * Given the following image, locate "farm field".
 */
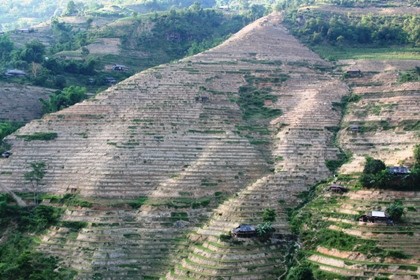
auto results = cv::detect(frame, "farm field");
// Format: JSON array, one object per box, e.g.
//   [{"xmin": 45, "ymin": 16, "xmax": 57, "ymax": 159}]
[{"xmin": 0, "ymin": 0, "xmax": 419, "ymax": 279}]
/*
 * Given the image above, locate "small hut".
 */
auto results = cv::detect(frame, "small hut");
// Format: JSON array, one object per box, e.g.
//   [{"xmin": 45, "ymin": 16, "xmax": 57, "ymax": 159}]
[
  {"xmin": 388, "ymin": 166, "xmax": 410, "ymax": 175},
  {"xmin": 327, "ymin": 184, "xmax": 348, "ymax": 193},
  {"xmin": 348, "ymin": 124, "xmax": 360, "ymax": 133},
  {"xmin": 346, "ymin": 70, "xmax": 362, "ymax": 77},
  {"xmin": 232, "ymin": 224, "xmax": 256, "ymax": 238}
]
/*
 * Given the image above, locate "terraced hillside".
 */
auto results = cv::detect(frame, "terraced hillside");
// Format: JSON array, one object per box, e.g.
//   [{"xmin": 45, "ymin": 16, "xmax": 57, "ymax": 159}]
[
  {"xmin": 339, "ymin": 60, "xmax": 420, "ymax": 172},
  {"xmin": 296, "ymin": 177, "xmax": 420, "ymax": 279},
  {"xmin": 0, "ymin": 13, "xmax": 349, "ymax": 279},
  {"xmin": 291, "ymin": 57, "xmax": 420, "ymax": 279},
  {"xmin": 0, "ymin": 83, "xmax": 53, "ymax": 122}
]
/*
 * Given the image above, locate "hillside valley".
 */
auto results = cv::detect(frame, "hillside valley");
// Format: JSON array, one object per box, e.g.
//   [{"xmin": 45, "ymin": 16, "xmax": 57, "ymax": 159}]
[{"xmin": 0, "ymin": 1, "xmax": 419, "ymax": 280}]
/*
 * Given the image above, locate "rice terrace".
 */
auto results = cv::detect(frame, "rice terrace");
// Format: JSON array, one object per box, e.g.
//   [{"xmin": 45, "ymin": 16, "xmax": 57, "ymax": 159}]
[{"xmin": 0, "ymin": 0, "xmax": 419, "ymax": 279}]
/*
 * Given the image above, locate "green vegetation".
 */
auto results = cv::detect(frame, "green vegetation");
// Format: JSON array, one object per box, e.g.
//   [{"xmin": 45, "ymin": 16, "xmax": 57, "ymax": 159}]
[
  {"xmin": 285, "ymin": 11, "xmax": 419, "ymax": 46},
  {"xmin": 56, "ymin": 193, "xmax": 93, "ymax": 208},
  {"xmin": 256, "ymin": 222, "xmax": 275, "ymax": 240},
  {"xmin": 325, "ymin": 153, "xmax": 349, "ymax": 173},
  {"xmin": 127, "ymin": 196, "xmax": 148, "ymax": 209},
  {"xmin": 41, "ymin": 86, "xmax": 87, "ymax": 114},
  {"xmin": 0, "ymin": 121, "xmax": 23, "ymax": 154},
  {"xmin": 0, "ymin": 194, "xmax": 75, "ymax": 279},
  {"xmin": 359, "ymin": 153, "xmax": 420, "ymax": 190},
  {"xmin": 17, "ymin": 132, "xmax": 58, "ymax": 141},
  {"xmin": 286, "ymin": 263, "xmax": 315, "ymax": 280},
  {"xmin": 24, "ymin": 161, "xmax": 46, "ymax": 205},
  {"xmin": 386, "ymin": 200, "xmax": 405, "ymax": 222},
  {"xmin": 312, "ymin": 46, "xmax": 420, "ymax": 61},
  {"xmin": 398, "ymin": 67, "xmax": 420, "ymax": 83},
  {"xmin": 262, "ymin": 208, "xmax": 276, "ymax": 222}
]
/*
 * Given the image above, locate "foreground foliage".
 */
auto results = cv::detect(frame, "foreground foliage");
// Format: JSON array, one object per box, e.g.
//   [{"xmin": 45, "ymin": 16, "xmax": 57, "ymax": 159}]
[
  {"xmin": 0, "ymin": 194, "xmax": 76, "ymax": 279},
  {"xmin": 0, "ymin": 121, "xmax": 23, "ymax": 153}
]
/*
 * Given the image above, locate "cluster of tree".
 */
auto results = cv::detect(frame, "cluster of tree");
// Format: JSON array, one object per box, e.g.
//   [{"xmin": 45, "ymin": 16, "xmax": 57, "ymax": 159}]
[
  {"xmin": 285, "ymin": 11, "xmax": 419, "ymax": 46},
  {"xmin": 399, "ymin": 66, "xmax": 420, "ymax": 83},
  {"xmin": 0, "ymin": 194, "xmax": 75, "ymax": 279},
  {"xmin": 359, "ymin": 146, "xmax": 420, "ymax": 190},
  {"xmin": 130, "ymin": 5, "xmax": 251, "ymax": 59},
  {"xmin": 40, "ymin": 86, "xmax": 87, "ymax": 114},
  {"xmin": 0, "ymin": 34, "xmax": 99, "ymax": 88},
  {"xmin": 49, "ymin": 19, "xmax": 91, "ymax": 53}
]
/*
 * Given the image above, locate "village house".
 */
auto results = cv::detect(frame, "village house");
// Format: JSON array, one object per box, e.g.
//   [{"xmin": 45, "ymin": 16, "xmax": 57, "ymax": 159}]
[
  {"xmin": 348, "ymin": 124, "xmax": 360, "ymax": 133},
  {"xmin": 327, "ymin": 184, "xmax": 348, "ymax": 193},
  {"xmin": 388, "ymin": 166, "xmax": 410, "ymax": 175},
  {"xmin": 5, "ymin": 69, "xmax": 27, "ymax": 77},
  {"xmin": 346, "ymin": 69, "xmax": 362, "ymax": 77},
  {"xmin": 112, "ymin": 64, "xmax": 129, "ymax": 71},
  {"xmin": 232, "ymin": 224, "xmax": 256, "ymax": 238},
  {"xmin": 359, "ymin": 211, "xmax": 393, "ymax": 225}
]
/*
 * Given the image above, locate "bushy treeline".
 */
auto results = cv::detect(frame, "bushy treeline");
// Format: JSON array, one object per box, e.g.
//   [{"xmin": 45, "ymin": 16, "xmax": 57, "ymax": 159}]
[
  {"xmin": 0, "ymin": 194, "xmax": 76, "ymax": 279},
  {"xmin": 40, "ymin": 86, "xmax": 88, "ymax": 114},
  {"xmin": 124, "ymin": 6, "xmax": 250, "ymax": 59},
  {"xmin": 285, "ymin": 12, "xmax": 419, "ymax": 46}
]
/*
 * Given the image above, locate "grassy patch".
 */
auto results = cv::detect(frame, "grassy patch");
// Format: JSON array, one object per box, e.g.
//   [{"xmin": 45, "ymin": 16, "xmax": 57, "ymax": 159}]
[
  {"xmin": 16, "ymin": 132, "xmax": 58, "ymax": 141},
  {"xmin": 312, "ymin": 46, "xmax": 420, "ymax": 61},
  {"xmin": 0, "ymin": 195, "xmax": 76, "ymax": 279},
  {"xmin": 47, "ymin": 193, "xmax": 93, "ymax": 208},
  {"xmin": 127, "ymin": 196, "xmax": 148, "ymax": 209}
]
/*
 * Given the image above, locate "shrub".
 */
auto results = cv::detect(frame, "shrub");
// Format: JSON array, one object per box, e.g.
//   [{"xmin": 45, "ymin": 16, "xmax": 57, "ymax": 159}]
[
  {"xmin": 386, "ymin": 200, "xmax": 404, "ymax": 222},
  {"xmin": 17, "ymin": 132, "xmax": 58, "ymax": 141},
  {"xmin": 363, "ymin": 157, "xmax": 386, "ymax": 174},
  {"xmin": 262, "ymin": 208, "xmax": 276, "ymax": 222},
  {"xmin": 219, "ymin": 233, "xmax": 232, "ymax": 242},
  {"xmin": 286, "ymin": 263, "xmax": 315, "ymax": 280},
  {"xmin": 256, "ymin": 222, "xmax": 275, "ymax": 240}
]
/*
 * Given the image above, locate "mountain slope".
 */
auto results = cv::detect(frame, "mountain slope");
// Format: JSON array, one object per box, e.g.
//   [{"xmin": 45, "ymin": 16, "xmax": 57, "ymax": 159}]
[{"xmin": 0, "ymin": 12, "xmax": 348, "ymax": 279}]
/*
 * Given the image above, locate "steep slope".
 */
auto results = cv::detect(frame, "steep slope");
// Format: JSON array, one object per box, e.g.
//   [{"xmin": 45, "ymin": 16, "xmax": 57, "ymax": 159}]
[
  {"xmin": 0, "ymin": 83, "xmax": 53, "ymax": 122},
  {"xmin": 339, "ymin": 60, "xmax": 420, "ymax": 172},
  {"xmin": 165, "ymin": 14, "xmax": 349, "ymax": 280},
  {"xmin": 301, "ymin": 60, "xmax": 420, "ymax": 279},
  {"xmin": 0, "ymin": 13, "xmax": 348, "ymax": 279}
]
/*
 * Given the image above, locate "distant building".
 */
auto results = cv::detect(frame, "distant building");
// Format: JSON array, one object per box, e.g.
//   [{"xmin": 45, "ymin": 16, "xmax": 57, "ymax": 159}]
[
  {"xmin": 218, "ymin": 5, "xmax": 230, "ymax": 10},
  {"xmin": 105, "ymin": 77, "xmax": 117, "ymax": 84},
  {"xmin": 15, "ymin": 28, "xmax": 35, "ymax": 33},
  {"xmin": 327, "ymin": 184, "xmax": 348, "ymax": 193},
  {"xmin": 348, "ymin": 124, "xmax": 360, "ymax": 133},
  {"xmin": 359, "ymin": 211, "xmax": 392, "ymax": 224},
  {"xmin": 195, "ymin": 96, "xmax": 209, "ymax": 103},
  {"xmin": 345, "ymin": 70, "xmax": 362, "ymax": 77},
  {"xmin": 5, "ymin": 69, "xmax": 27, "ymax": 77},
  {"xmin": 232, "ymin": 224, "xmax": 256, "ymax": 238},
  {"xmin": 1, "ymin": 151, "xmax": 12, "ymax": 158},
  {"xmin": 112, "ymin": 64, "xmax": 128, "ymax": 71},
  {"xmin": 388, "ymin": 166, "xmax": 410, "ymax": 175}
]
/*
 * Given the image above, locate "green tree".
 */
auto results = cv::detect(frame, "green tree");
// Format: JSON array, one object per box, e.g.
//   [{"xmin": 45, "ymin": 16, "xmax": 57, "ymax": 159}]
[
  {"xmin": 24, "ymin": 161, "xmax": 46, "ymax": 205},
  {"xmin": 286, "ymin": 263, "xmax": 315, "ymax": 280},
  {"xmin": 386, "ymin": 200, "xmax": 404, "ymax": 222},
  {"xmin": 262, "ymin": 208, "xmax": 276, "ymax": 222},
  {"xmin": 256, "ymin": 222, "xmax": 275, "ymax": 240},
  {"xmin": 414, "ymin": 144, "xmax": 420, "ymax": 166},
  {"xmin": 19, "ymin": 40, "xmax": 46, "ymax": 63},
  {"xmin": 0, "ymin": 34, "xmax": 14, "ymax": 61},
  {"xmin": 363, "ymin": 157, "xmax": 386, "ymax": 174},
  {"xmin": 41, "ymin": 86, "xmax": 87, "ymax": 113},
  {"xmin": 65, "ymin": 0, "xmax": 77, "ymax": 15}
]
